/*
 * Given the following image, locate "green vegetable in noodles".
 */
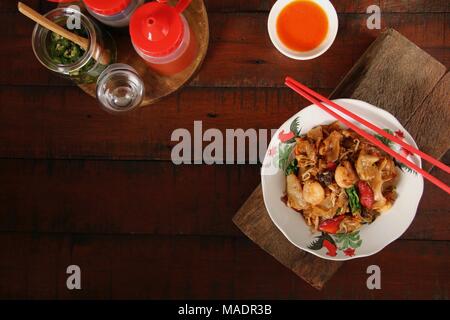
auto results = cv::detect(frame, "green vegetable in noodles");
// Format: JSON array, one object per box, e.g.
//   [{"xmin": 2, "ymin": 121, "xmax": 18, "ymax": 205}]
[
  {"xmin": 285, "ymin": 158, "xmax": 299, "ymax": 176},
  {"xmin": 346, "ymin": 185, "xmax": 361, "ymax": 215}
]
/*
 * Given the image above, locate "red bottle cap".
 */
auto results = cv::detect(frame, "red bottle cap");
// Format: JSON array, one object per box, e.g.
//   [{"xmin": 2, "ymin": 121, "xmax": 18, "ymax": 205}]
[
  {"xmin": 47, "ymin": 0, "xmax": 80, "ymax": 3},
  {"xmin": 130, "ymin": 2, "xmax": 185, "ymax": 57},
  {"xmin": 83, "ymin": 0, "xmax": 131, "ymax": 16}
]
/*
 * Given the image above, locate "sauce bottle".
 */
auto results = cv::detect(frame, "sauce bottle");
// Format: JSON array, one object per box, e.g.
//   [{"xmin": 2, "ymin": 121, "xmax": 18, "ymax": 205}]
[
  {"xmin": 129, "ymin": 0, "xmax": 198, "ymax": 76},
  {"xmin": 83, "ymin": 0, "xmax": 145, "ymax": 28},
  {"xmin": 48, "ymin": 0, "xmax": 144, "ymax": 27}
]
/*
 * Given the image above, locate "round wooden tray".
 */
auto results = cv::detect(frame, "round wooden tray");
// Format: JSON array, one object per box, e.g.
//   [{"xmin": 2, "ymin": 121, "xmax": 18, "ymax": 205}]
[{"xmin": 77, "ymin": 0, "xmax": 209, "ymax": 107}]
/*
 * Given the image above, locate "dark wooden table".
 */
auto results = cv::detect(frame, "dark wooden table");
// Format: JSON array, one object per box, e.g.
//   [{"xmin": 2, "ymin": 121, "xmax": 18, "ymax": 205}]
[{"xmin": 0, "ymin": 0, "xmax": 448, "ymax": 299}]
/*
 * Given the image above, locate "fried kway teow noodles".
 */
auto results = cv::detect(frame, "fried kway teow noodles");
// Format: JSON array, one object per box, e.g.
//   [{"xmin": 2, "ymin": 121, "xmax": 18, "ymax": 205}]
[{"xmin": 285, "ymin": 121, "xmax": 398, "ymax": 234}]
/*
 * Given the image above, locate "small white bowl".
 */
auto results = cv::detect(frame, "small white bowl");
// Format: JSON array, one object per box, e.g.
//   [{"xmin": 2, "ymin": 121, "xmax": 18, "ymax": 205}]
[{"xmin": 267, "ymin": 0, "xmax": 339, "ymax": 60}]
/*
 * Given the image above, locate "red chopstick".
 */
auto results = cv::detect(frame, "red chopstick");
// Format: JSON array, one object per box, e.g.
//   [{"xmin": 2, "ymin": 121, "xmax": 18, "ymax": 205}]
[
  {"xmin": 285, "ymin": 77, "xmax": 450, "ymax": 195},
  {"xmin": 286, "ymin": 77, "xmax": 450, "ymax": 174}
]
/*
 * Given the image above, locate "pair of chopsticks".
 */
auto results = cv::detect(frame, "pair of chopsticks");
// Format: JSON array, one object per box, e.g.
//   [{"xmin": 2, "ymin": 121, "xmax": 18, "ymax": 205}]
[{"xmin": 284, "ymin": 76, "xmax": 450, "ymax": 195}]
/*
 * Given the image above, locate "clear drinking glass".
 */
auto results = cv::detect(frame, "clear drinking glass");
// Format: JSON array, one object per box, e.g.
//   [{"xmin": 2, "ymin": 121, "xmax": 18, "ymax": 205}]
[{"xmin": 96, "ymin": 64, "xmax": 145, "ymax": 113}]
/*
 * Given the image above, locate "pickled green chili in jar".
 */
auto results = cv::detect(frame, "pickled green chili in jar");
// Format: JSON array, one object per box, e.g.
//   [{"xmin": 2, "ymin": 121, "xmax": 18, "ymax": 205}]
[
  {"xmin": 32, "ymin": 6, "xmax": 116, "ymax": 84},
  {"xmin": 48, "ymin": 31, "xmax": 84, "ymax": 65}
]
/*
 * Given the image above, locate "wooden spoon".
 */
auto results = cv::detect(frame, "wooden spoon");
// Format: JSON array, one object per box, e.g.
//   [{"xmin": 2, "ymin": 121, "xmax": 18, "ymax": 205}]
[{"xmin": 18, "ymin": 2, "xmax": 110, "ymax": 65}]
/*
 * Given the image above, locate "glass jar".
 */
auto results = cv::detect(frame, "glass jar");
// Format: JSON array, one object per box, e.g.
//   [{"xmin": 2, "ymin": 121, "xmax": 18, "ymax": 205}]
[
  {"xmin": 96, "ymin": 63, "xmax": 145, "ymax": 113},
  {"xmin": 32, "ymin": 6, "xmax": 117, "ymax": 84},
  {"xmin": 129, "ymin": 0, "xmax": 198, "ymax": 76},
  {"xmin": 83, "ymin": 0, "xmax": 144, "ymax": 28}
]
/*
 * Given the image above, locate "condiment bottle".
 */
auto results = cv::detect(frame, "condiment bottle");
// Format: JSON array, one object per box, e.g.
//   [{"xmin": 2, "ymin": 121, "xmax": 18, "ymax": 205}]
[
  {"xmin": 32, "ymin": 6, "xmax": 117, "ymax": 84},
  {"xmin": 96, "ymin": 63, "xmax": 145, "ymax": 113},
  {"xmin": 47, "ymin": 0, "xmax": 82, "ymax": 5},
  {"xmin": 83, "ymin": 0, "xmax": 145, "ymax": 28},
  {"xmin": 129, "ymin": 0, "xmax": 198, "ymax": 76}
]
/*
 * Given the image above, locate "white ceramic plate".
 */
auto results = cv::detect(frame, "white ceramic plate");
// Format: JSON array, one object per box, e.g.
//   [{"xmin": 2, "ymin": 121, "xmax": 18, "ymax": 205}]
[{"xmin": 261, "ymin": 99, "xmax": 424, "ymax": 260}]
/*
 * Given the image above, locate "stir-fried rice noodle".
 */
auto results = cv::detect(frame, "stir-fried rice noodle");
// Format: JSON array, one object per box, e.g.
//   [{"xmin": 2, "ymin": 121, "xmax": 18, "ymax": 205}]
[{"xmin": 285, "ymin": 122, "xmax": 398, "ymax": 234}]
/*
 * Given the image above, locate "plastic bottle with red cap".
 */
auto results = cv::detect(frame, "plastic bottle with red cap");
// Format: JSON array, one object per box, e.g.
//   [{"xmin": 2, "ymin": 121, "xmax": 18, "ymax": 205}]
[
  {"xmin": 83, "ymin": 0, "xmax": 144, "ymax": 27},
  {"xmin": 129, "ymin": 0, "xmax": 198, "ymax": 76},
  {"xmin": 48, "ymin": 0, "xmax": 144, "ymax": 27}
]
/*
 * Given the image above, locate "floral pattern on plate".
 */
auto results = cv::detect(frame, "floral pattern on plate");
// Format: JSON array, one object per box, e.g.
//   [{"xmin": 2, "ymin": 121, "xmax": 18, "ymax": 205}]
[{"xmin": 261, "ymin": 99, "xmax": 423, "ymax": 260}]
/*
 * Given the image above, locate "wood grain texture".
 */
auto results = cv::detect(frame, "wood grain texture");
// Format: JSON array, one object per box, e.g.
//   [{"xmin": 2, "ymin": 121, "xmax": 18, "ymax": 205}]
[
  {"xmin": 202, "ymin": 0, "xmax": 450, "ymax": 13},
  {"xmin": 233, "ymin": 185, "xmax": 343, "ymax": 289},
  {"xmin": 0, "ymin": 86, "xmax": 330, "ymax": 160},
  {"xmin": 404, "ymin": 73, "xmax": 450, "ymax": 171},
  {"xmin": 0, "ymin": 0, "xmax": 448, "ymax": 299},
  {"xmin": 0, "ymin": 157, "xmax": 448, "ymax": 239},
  {"xmin": 330, "ymin": 29, "xmax": 447, "ymax": 124},
  {"xmin": 331, "ymin": 29, "xmax": 449, "ymax": 171},
  {"xmin": 3, "ymin": 12, "xmax": 448, "ymax": 87},
  {"xmin": 4, "ymin": 0, "xmax": 450, "ymax": 13},
  {"xmin": 0, "ymin": 233, "xmax": 448, "ymax": 299},
  {"xmin": 233, "ymin": 29, "xmax": 449, "ymax": 290}
]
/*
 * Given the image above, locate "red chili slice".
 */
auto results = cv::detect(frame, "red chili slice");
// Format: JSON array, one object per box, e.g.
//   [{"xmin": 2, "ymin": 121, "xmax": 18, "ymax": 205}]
[
  {"xmin": 318, "ymin": 215, "xmax": 345, "ymax": 234},
  {"xmin": 326, "ymin": 162, "xmax": 337, "ymax": 171},
  {"xmin": 357, "ymin": 180, "xmax": 374, "ymax": 209}
]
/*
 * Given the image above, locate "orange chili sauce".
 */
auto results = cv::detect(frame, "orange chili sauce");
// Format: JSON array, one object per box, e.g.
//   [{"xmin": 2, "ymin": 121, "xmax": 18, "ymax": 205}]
[
  {"xmin": 147, "ymin": 28, "xmax": 198, "ymax": 76},
  {"xmin": 276, "ymin": 1, "xmax": 329, "ymax": 52}
]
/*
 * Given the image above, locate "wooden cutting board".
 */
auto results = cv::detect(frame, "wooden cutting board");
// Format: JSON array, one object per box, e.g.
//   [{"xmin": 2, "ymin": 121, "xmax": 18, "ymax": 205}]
[{"xmin": 233, "ymin": 29, "xmax": 449, "ymax": 290}]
